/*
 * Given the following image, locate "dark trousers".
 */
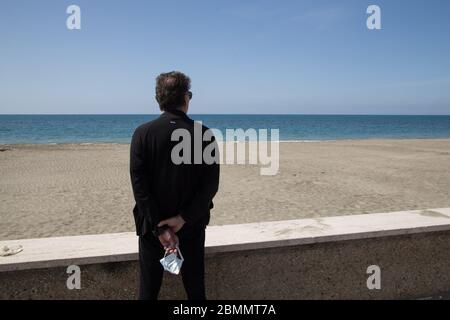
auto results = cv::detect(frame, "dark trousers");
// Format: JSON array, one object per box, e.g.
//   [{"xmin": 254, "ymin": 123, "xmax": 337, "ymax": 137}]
[{"xmin": 138, "ymin": 223, "xmax": 206, "ymax": 300}]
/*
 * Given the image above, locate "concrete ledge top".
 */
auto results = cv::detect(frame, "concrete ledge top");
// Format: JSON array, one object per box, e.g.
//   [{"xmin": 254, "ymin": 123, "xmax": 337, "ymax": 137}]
[{"xmin": 1, "ymin": 208, "xmax": 450, "ymax": 272}]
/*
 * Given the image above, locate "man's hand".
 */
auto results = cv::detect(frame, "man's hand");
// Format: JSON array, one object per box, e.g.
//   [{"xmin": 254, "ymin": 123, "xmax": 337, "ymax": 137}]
[
  {"xmin": 158, "ymin": 228, "xmax": 179, "ymax": 253},
  {"xmin": 158, "ymin": 214, "xmax": 186, "ymax": 233}
]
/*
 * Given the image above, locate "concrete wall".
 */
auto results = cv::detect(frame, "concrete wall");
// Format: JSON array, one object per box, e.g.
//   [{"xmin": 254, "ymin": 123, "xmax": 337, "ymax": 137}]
[{"xmin": 1, "ymin": 208, "xmax": 450, "ymax": 300}]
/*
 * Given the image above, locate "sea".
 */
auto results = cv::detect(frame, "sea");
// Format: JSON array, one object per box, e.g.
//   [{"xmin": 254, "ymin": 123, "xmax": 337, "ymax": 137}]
[{"xmin": 1, "ymin": 114, "xmax": 450, "ymax": 144}]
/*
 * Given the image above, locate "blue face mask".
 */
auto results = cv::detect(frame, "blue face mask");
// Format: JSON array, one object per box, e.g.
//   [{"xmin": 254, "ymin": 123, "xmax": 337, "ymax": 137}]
[{"xmin": 159, "ymin": 245, "xmax": 184, "ymax": 275}]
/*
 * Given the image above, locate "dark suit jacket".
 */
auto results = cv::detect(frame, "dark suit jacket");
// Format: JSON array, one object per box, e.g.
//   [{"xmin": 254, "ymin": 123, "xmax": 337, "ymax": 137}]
[{"xmin": 130, "ymin": 109, "xmax": 220, "ymax": 237}]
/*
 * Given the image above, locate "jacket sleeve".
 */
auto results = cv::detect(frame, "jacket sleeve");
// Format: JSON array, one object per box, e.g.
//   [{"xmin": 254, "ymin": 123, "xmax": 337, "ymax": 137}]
[
  {"xmin": 129, "ymin": 129, "xmax": 163, "ymax": 236},
  {"xmin": 180, "ymin": 137, "xmax": 220, "ymax": 225}
]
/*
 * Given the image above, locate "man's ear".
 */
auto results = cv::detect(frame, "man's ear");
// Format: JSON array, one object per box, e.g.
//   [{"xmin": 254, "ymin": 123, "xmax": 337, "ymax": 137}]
[{"xmin": 155, "ymin": 95, "xmax": 160, "ymax": 103}]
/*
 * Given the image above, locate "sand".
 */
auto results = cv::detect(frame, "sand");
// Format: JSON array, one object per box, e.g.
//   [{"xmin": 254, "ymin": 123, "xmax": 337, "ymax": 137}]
[{"xmin": 1, "ymin": 139, "xmax": 450, "ymax": 240}]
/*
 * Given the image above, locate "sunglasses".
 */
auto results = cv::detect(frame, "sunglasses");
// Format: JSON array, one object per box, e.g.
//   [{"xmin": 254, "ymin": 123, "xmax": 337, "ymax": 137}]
[{"xmin": 187, "ymin": 91, "xmax": 193, "ymax": 100}]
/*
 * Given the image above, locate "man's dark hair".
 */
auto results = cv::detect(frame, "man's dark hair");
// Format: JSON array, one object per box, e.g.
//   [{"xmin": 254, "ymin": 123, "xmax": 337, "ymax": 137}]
[{"xmin": 155, "ymin": 71, "xmax": 191, "ymax": 111}]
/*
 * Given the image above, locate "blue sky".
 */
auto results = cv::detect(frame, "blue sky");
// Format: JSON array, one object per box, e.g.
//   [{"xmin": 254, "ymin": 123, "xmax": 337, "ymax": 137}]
[{"xmin": 1, "ymin": 0, "xmax": 449, "ymax": 114}]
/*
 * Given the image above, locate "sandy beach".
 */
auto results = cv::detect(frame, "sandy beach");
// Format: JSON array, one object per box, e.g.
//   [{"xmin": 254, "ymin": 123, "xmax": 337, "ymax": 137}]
[{"xmin": 1, "ymin": 139, "xmax": 449, "ymax": 241}]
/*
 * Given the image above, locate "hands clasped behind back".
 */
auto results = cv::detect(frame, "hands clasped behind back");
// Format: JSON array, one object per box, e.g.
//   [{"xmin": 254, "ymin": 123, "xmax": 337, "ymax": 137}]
[{"xmin": 157, "ymin": 214, "xmax": 186, "ymax": 253}]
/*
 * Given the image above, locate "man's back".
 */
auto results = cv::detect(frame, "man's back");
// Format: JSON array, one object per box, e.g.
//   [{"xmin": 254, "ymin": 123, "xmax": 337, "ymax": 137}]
[{"xmin": 130, "ymin": 109, "xmax": 219, "ymax": 237}]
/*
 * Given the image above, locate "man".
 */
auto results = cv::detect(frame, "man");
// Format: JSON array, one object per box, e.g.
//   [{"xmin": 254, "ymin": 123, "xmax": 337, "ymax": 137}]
[{"xmin": 130, "ymin": 71, "xmax": 220, "ymax": 300}]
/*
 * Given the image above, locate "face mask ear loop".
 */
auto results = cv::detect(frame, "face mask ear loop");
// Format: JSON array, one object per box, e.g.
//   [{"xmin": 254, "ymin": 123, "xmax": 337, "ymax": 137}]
[{"xmin": 176, "ymin": 245, "xmax": 184, "ymax": 262}]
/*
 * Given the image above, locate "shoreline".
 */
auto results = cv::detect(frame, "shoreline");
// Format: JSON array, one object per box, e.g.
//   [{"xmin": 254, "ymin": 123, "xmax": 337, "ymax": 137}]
[{"xmin": 2, "ymin": 137, "xmax": 450, "ymax": 147}]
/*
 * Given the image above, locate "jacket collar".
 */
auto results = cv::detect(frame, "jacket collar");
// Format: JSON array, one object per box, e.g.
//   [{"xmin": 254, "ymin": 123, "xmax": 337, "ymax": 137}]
[{"xmin": 161, "ymin": 109, "xmax": 189, "ymax": 120}]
